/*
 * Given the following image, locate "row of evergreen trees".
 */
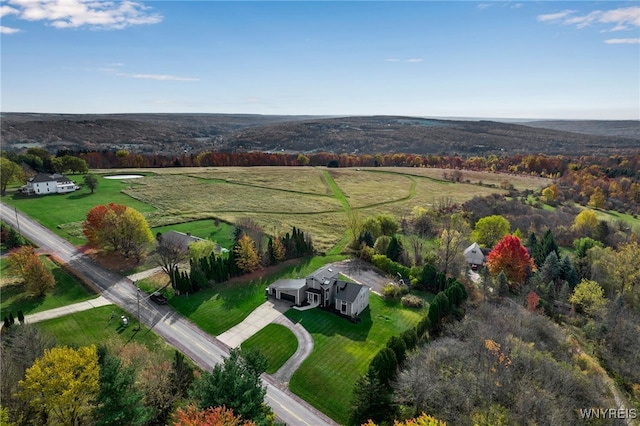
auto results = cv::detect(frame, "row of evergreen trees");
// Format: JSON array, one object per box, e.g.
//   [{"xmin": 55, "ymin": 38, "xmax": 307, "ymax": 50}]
[
  {"xmin": 172, "ymin": 226, "xmax": 314, "ymax": 295},
  {"xmin": 350, "ymin": 280, "xmax": 468, "ymax": 425}
]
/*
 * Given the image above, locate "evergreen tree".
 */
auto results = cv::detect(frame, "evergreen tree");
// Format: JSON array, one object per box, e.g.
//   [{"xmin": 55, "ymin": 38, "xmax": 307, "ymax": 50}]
[
  {"xmin": 189, "ymin": 348, "xmax": 271, "ymax": 426},
  {"xmin": 497, "ymin": 271, "xmax": 510, "ymax": 297},
  {"xmin": 349, "ymin": 373, "xmax": 394, "ymax": 426},
  {"xmin": 171, "ymin": 351, "xmax": 194, "ymax": 397},
  {"xmin": 368, "ymin": 347, "xmax": 398, "ymax": 386},
  {"xmin": 95, "ymin": 348, "xmax": 151, "ymax": 426},
  {"xmin": 386, "ymin": 335, "xmax": 408, "ymax": 365},
  {"xmin": 386, "ymin": 235, "xmax": 403, "ymax": 262},
  {"xmin": 358, "ymin": 230, "xmax": 375, "ymax": 248}
]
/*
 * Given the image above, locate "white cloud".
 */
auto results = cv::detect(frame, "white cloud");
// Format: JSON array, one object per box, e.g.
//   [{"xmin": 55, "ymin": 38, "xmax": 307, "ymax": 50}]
[
  {"xmin": 385, "ymin": 58, "xmax": 400, "ymax": 62},
  {"xmin": 116, "ymin": 72, "xmax": 199, "ymax": 82},
  {"xmin": 0, "ymin": 4, "xmax": 19, "ymax": 17},
  {"xmin": 538, "ymin": 6, "xmax": 640, "ymax": 32},
  {"xmin": 4, "ymin": 0, "xmax": 162, "ymax": 30},
  {"xmin": 537, "ymin": 10, "xmax": 575, "ymax": 22},
  {"xmin": 0, "ymin": 25, "xmax": 22, "ymax": 34},
  {"xmin": 406, "ymin": 58, "xmax": 423, "ymax": 63},
  {"xmin": 477, "ymin": 4, "xmax": 491, "ymax": 10},
  {"xmin": 604, "ymin": 38, "xmax": 640, "ymax": 44}
]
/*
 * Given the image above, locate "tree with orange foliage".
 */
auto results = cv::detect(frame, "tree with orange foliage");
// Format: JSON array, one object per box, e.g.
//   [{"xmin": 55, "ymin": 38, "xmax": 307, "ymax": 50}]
[
  {"xmin": 172, "ymin": 405, "xmax": 256, "ymax": 426},
  {"xmin": 361, "ymin": 412, "xmax": 446, "ymax": 426},
  {"xmin": 487, "ymin": 235, "xmax": 535, "ymax": 289},
  {"xmin": 82, "ymin": 203, "xmax": 154, "ymax": 260}
]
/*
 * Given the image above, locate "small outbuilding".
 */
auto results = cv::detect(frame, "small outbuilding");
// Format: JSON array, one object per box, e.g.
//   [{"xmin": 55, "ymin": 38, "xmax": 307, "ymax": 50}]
[{"xmin": 464, "ymin": 242, "xmax": 485, "ymax": 267}]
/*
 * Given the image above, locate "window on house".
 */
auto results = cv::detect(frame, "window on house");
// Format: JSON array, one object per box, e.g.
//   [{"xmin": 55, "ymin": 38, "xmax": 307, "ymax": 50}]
[{"xmin": 341, "ymin": 301, "xmax": 347, "ymax": 312}]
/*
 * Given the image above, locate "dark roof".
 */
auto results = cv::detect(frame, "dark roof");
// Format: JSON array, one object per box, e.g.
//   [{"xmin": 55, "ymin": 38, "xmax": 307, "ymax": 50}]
[
  {"xmin": 29, "ymin": 173, "xmax": 72, "ymax": 183},
  {"xmin": 161, "ymin": 230, "xmax": 204, "ymax": 248},
  {"xmin": 308, "ymin": 265, "xmax": 338, "ymax": 284},
  {"xmin": 334, "ymin": 280, "xmax": 366, "ymax": 304}
]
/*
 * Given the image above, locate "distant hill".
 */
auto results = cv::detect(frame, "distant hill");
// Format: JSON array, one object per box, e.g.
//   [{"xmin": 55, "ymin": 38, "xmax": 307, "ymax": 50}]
[
  {"xmin": 517, "ymin": 120, "xmax": 640, "ymax": 139},
  {"xmin": 1, "ymin": 113, "xmax": 638, "ymax": 157}
]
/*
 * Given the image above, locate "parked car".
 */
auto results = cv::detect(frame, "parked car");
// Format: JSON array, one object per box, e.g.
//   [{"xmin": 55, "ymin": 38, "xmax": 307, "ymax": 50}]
[{"xmin": 150, "ymin": 292, "xmax": 168, "ymax": 305}]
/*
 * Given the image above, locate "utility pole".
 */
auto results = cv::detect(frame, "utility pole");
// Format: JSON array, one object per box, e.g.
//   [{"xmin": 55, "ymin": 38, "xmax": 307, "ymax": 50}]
[
  {"xmin": 14, "ymin": 207, "xmax": 21, "ymax": 239},
  {"xmin": 136, "ymin": 282, "xmax": 141, "ymax": 331}
]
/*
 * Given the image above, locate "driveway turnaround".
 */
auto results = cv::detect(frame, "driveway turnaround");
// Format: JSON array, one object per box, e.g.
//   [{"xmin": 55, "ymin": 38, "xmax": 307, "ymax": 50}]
[
  {"xmin": 217, "ymin": 298, "xmax": 291, "ymax": 348},
  {"xmin": 270, "ymin": 315, "xmax": 314, "ymax": 384}
]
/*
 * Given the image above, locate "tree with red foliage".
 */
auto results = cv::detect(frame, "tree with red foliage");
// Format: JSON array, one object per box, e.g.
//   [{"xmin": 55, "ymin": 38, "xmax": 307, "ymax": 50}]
[
  {"xmin": 172, "ymin": 405, "xmax": 255, "ymax": 426},
  {"xmin": 526, "ymin": 291, "xmax": 541, "ymax": 313},
  {"xmin": 82, "ymin": 203, "xmax": 154, "ymax": 260},
  {"xmin": 487, "ymin": 235, "xmax": 535, "ymax": 289}
]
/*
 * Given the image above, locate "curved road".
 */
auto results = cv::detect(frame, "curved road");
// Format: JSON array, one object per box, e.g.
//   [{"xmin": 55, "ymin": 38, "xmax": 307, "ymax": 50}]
[{"xmin": 0, "ymin": 203, "xmax": 337, "ymax": 426}]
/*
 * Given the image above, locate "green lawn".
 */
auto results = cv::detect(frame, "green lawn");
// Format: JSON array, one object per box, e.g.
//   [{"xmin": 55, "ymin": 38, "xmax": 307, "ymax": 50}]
[
  {"xmin": 163, "ymin": 255, "xmax": 347, "ymax": 336},
  {"xmin": 1, "ymin": 256, "xmax": 97, "ymax": 319},
  {"xmin": 286, "ymin": 294, "xmax": 427, "ymax": 424},
  {"xmin": 2, "ymin": 175, "xmax": 156, "ymax": 244},
  {"xmin": 241, "ymin": 323, "xmax": 298, "ymax": 374},
  {"xmin": 36, "ymin": 305, "xmax": 175, "ymax": 359},
  {"xmin": 152, "ymin": 219, "xmax": 236, "ymax": 249}
]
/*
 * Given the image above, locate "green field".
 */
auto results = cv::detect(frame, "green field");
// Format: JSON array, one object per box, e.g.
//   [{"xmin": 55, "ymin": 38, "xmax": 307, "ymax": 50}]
[
  {"xmin": 286, "ymin": 294, "xmax": 427, "ymax": 424},
  {"xmin": 1, "ymin": 256, "xmax": 97, "ymax": 319},
  {"xmin": 2, "ymin": 175, "xmax": 156, "ymax": 244},
  {"xmin": 241, "ymin": 323, "xmax": 298, "ymax": 374},
  {"xmin": 2, "ymin": 166, "xmax": 544, "ymax": 253},
  {"xmin": 36, "ymin": 305, "xmax": 175, "ymax": 360}
]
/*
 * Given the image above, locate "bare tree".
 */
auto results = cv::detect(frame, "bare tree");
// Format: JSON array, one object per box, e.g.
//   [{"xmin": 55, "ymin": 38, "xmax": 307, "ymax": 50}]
[
  {"xmin": 155, "ymin": 233, "xmax": 190, "ymax": 288},
  {"xmin": 237, "ymin": 217, "xmax": 266, "ymax": 258}
]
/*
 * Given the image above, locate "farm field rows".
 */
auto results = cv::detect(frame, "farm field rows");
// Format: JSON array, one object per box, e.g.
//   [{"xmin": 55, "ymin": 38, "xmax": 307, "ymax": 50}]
[{"xmin": 4, "ymin": 166, "xmax": 547, "ymax": 253}]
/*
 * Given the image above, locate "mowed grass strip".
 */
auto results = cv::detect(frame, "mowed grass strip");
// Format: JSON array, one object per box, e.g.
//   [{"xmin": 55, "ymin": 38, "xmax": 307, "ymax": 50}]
[
  {"xmin": 286, "ymin": 295, "xmax": 426, "ymax": 424},
  {"xmin": 241, "ymin": 323, "xmax": 298, "ymax": 374},
  {"xmin": 0, "ymin": 256, "xmax": 97, "ymax": 319},
  {"xmin": 36, "ymin": 305, "xmax": 175, "ymax": 360}
]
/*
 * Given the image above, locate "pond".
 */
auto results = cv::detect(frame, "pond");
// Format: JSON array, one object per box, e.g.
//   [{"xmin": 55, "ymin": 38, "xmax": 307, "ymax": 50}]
[{"xmin": 103, "ymin": 175, "xmax": 144, "ymax": 179}]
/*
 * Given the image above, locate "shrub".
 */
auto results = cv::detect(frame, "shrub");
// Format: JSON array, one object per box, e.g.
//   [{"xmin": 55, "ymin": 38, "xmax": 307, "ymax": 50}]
[
  {"xmin": 401, "ymin": 294, "xmax": 424, "ymax": 308},
  {"xmin": 382, "ymin": 283, "xmax": 407, "ymax": 299}
]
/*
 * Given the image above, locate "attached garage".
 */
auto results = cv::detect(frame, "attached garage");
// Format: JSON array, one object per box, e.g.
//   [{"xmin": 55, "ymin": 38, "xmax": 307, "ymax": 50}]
[{"xmin": 267, "ymin": 279, "xmax": 306, "ymax": 305}]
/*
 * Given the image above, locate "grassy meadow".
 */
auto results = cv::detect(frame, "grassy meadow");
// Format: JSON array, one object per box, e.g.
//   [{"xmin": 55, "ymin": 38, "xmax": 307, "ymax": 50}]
[{"xmin": 3, "ymin": 166, "xmax": 548, "ymax": 253}]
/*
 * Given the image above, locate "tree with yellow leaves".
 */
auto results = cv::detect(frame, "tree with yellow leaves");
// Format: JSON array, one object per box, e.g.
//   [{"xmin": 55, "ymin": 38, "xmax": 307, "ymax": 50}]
[
  {"xmin": 18, "ymin": 345, "xmax": 99, "ymax": 425},
  {"xmin": 361, "ymin": 412, "xmax": 446, "ymax": 426},
  {"xmin": 234, "ymin": 234, "xmax": 260, "ymax": 273}
]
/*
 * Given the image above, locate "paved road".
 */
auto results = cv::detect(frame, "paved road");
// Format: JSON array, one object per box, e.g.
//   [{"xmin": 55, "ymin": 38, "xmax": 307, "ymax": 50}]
[{"xmin": 0, "ymin": 203, "xmax": 337, "ymax": 426}]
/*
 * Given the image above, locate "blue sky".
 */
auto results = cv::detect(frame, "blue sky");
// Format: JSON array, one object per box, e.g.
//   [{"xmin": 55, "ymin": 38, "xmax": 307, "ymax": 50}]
[{"xmin": 1, "ymin": 1, "xmax": 639, "ymax": 119}]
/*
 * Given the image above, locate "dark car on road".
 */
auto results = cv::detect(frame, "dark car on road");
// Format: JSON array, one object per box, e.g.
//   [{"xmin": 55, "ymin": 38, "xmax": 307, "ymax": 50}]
[{"xmin": 150, "ymin": 292, "xmax": 168, "ymax": 305}]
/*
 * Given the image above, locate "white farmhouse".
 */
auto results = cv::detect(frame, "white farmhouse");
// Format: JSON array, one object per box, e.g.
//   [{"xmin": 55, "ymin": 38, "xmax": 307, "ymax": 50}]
[{"xmin": 21, "ymin": 173, "xmax": 79, "ymax": 195}]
